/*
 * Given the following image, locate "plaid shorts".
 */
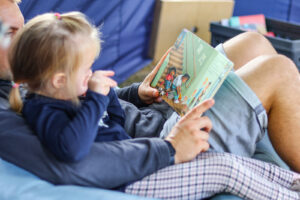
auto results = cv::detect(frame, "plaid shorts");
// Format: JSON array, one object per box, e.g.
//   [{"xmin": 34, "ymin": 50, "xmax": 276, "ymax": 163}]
[{"xmin": 125, "ymin": 151, "xmax": 299, "ymax": 200}]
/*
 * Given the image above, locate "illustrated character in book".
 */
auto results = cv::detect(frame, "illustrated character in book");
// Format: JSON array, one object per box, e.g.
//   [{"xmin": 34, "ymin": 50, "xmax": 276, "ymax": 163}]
[
  {"xmin": 171, "ymin": 73, "xmax": 190, "ymax": 103},
  {"xmin": 164, "ymin": 67, "xmax": 176, "ymax": 96}
]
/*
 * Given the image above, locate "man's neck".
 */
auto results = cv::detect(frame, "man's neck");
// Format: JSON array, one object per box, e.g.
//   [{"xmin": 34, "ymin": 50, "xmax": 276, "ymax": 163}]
[
  {"xmin": 0, "ymin": 78, "xmax": 11, "ymax": 83},
  {"xmin": 0, "ymin": 74, "xmax": 12, "ymax": 82}
]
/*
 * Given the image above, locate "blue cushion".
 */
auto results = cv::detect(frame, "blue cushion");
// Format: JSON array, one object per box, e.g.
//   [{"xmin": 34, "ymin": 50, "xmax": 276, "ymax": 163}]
[
  {"xmin": 0, "ymin": 131, "xmax": 288, "ymax": 200},
  {"xmin": 0, "ymin": 158, "xmax": 155, "ymax": 200}
]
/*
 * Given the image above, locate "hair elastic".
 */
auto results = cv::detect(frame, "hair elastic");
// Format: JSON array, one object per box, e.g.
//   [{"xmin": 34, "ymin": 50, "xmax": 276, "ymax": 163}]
[
  {"xmin": 54, "ymin": 13, "xmax": 61, "ymax": 20},
  {"xmin": 12, "ymin": 81, "xmax": 20, "ymax": 88}
]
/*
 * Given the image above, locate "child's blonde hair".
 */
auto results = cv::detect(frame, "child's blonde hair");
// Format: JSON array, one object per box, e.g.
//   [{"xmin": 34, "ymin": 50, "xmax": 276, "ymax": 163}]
[{"xmin": 9, "ymin": 11, "xmax": 101, "ymax": 113}]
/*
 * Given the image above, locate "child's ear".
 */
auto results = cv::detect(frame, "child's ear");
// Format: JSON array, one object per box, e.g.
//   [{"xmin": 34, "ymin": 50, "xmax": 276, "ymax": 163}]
[{"xmin": 52, "ymin": 72, "xmax": 67, "ymax": 89}]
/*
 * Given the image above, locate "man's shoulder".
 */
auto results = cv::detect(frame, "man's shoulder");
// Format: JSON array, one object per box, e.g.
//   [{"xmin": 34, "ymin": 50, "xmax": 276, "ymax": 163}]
[
  {"xmin": 0, "ymin": 97, "xmax": 9, "ymax": 110},
  {"xmin": 0, "ymin": 80, "xmax": 11, "ymax": 110}
]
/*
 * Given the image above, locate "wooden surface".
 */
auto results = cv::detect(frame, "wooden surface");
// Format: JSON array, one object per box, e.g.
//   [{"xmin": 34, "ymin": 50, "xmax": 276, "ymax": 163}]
[{"xmin": 149, "ymin": 0, "xmax": 234, "ymax": 62}]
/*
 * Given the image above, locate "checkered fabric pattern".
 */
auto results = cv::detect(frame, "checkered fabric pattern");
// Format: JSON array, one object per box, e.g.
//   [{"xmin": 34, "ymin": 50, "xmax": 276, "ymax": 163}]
[{"xmin": 125, "ymin": 152, "xmax": 300, "ymax": 200}]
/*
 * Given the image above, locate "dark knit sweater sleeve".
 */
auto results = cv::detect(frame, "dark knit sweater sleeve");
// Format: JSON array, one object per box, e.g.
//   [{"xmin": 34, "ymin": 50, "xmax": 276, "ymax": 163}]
[
  {"xmin": 107, "ymin": 88, "xmax": 125, "ymax": 126},
  {"xmin": 116, "ymin": 83, "xmax": 148, "ymax": 108}
]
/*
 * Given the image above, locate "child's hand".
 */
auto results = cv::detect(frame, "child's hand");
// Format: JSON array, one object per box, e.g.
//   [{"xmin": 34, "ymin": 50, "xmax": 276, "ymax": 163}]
[{"xmin": 88, "ymin": 70, "xmax": 117, "ymax": 95}]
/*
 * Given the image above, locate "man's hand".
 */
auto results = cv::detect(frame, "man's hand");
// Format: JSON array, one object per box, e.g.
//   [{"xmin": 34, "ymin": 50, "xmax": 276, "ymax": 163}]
[
  {"xmin": 88, "ymin": 70, "xmax": 117, "ymax": 95},
  {"xmin": 165, "ymin": 99, "xmax": 214, "ymax": 164},
  {"xmin": 138, "ymin": 48, "xmax": 172, "ymax": 104}
]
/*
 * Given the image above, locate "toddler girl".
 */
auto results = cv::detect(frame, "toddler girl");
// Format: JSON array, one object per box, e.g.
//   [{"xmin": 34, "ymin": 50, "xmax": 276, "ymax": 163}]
[{"xmin": 9, "ymin": 12, "xmax": 130, "ymax": 162}]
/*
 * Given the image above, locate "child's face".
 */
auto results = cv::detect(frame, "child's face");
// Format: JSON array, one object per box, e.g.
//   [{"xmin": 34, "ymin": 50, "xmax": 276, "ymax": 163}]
[{"xmin": 75, "ymin": 48, "xmax": 95, "ymax": 96}]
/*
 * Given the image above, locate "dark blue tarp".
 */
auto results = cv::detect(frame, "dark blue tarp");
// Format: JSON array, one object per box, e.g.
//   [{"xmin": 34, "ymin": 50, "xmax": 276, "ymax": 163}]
[
  {"xmin": 19, "ymin": 0, "xmax": 155, "ymax": 83},
  {"xmin": 289, "ymin": 0, "xmax": 300, "ymax": 24},
  {"xmin": 233, "ymin": 0, "xmax": 291, "ymax": 21},
  {"xmin": 233, "ymin": 0, "xmax": 300, "ymax": 25}
]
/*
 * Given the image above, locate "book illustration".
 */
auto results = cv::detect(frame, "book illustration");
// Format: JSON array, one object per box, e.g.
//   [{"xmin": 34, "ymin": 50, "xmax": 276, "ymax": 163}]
[{"xmin": 151, "ymin": 29, "xmax": 233, "ymax": 116}]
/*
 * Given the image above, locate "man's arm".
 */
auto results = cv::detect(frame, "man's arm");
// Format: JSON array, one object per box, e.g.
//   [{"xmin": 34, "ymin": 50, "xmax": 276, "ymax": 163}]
[
  {"xmin": 116, "ymin": 83, "xmax": 148, "ymax": 108},
  {"xmin": 0, "ymin": 109, "xmax": 171, "ymax": 190},
  {"xmin": 0, "ymin": 100, "xmax": 213, "ymax": 190}
]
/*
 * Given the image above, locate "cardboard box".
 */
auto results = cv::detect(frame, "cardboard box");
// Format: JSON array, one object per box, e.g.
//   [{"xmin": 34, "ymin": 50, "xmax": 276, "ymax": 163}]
[{"xmin": 149, "ymin": 0, "xmax": 234, "ymax": 62}]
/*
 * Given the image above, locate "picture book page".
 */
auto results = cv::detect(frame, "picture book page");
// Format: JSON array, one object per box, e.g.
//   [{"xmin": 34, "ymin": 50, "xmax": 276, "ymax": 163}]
[{"xmin": 151, "ymin": 29, "xmax": 233, "ymax": 116}]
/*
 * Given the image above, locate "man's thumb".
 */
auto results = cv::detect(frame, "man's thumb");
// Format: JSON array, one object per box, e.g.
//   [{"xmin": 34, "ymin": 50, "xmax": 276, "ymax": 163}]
[{"xmin": 148, "ymin": 88, "xmax": 159, "ymax": 98}]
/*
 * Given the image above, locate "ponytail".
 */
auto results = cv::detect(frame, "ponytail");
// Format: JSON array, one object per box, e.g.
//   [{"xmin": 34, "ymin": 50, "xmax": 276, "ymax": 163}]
[{"xmin": 9, "ymin": 84, "xmax": 23, "ymax": 113}]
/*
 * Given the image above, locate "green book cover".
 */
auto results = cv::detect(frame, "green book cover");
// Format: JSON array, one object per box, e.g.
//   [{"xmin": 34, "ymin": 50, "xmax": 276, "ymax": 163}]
[{"xmin": 151, "ymin": 29, "xmax": 233, "ymax": 116}]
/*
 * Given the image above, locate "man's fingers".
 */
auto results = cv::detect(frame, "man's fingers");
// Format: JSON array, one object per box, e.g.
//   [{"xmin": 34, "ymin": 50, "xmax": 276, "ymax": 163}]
[
  {"xmin": 198, "ymin": 116, "xmax": 212, "ymax": 133},
  {"xmin": 154, "ymin": 96, "xmax": 163, "ymax": 103},
  {"xmin": 201, "ymin": 142, "xmax": 210, "ymax": 152},
  {"xmin": 187, "ymin": 116, "xmax": 212, "ymax": 135},
  {"xmin": 146, "ymin": 88, "xmax": 159, "ymax": 98},
  {"xmin": 182, "ymin": 99, "xmax": 215, "ymax": 121},
  {"xmin": 195, "ymin": 130, "xmax": 209, "ymax": 141}
]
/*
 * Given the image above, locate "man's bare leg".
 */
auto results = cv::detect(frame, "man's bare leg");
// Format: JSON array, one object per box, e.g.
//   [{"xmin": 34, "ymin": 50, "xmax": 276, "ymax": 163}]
[
  {"xmin": 223, "ymin": 32, "xmax": 300, "ymax": 171},
  {"xmin": 234, "ymin": 55, "xmax": 300, "ymax": 172},
  {"xmin": 223, "ymin": 32, "xmax": 277, "ymax": 70}
]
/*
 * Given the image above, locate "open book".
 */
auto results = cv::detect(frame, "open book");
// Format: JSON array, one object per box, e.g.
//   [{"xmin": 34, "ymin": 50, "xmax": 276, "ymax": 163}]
[{"xmin": 151, "ymin": 29, "xmax": 233, "ymax": 116}]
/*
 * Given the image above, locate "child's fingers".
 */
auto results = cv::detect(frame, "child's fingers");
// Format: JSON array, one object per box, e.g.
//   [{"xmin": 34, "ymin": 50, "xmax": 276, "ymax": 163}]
[
  {"xmin": 93, "ymin": 70, "xmax": 115, "ymax": 77},
  {"xmin": 90, "ymin": 74, "xmax": 117, "ymax": 87},
  {"xmin": 102, "ymin": 76, "xmax": 117, "ymax": 87}
]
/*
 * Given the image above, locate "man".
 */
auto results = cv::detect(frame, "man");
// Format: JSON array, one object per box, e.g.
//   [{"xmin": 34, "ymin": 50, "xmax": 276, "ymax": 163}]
[
  {"xmin": 1, "ymin": 0, "xmax": 300, "ymax": 197},
  {"xmin": 0, "ymin": 0, "xmax": 23, "ymax": 109}
]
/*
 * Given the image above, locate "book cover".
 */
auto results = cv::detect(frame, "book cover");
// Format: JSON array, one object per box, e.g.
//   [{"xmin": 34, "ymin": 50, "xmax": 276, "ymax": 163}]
[
  {"xmin": 151, "ymin": 29, "xmax": 233, "ymax": 116},
  {"xmin": 229, "ymin": 14, "xmax": 268, "ymax": 35}
]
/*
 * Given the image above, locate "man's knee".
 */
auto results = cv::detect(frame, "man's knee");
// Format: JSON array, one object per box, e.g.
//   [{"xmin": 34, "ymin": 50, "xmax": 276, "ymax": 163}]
[
  {"xmin": 229, "ymin": 32, "xmax": 272, "ymax": 50},
  {"xmin": 258, "ymin": 54, "xmax": 298, "ymax": 82},
  {"xmin": 240, "ymin": 32, "xmax": 269, "ymax": 46}
]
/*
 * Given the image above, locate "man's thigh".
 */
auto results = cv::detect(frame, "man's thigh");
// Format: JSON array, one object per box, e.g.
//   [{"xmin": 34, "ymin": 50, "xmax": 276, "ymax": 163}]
[
  {"xmin": 161, "ymin": 43, "xmax": 267, "ymax": 157},
  {"xmin": 205, "ymin": 71, "xmax": 267, "ymax": 157},
  {"xmin": 160, "ymin": 71, "xmax": 267, "ymax": 158}
]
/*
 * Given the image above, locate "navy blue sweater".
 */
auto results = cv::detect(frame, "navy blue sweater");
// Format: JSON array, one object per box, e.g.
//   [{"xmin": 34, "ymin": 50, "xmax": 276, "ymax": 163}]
[{"xmin": 22, "ymin": 89, "xmax": 130, "ymax": 162}]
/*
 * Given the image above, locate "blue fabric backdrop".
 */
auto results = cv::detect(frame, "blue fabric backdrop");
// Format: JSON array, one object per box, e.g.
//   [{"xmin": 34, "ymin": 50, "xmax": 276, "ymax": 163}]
[
  {"xmin": 290, "ymin": 0, "xmax": 300, "ymax": 24},
  {"xmin": 233, "ymin": 0, "xmax": 291, "ymax": 21},
  {"xmin": 233, "ymin": 0, "xmax": 300, "ymax": 24},
  {"xmin": 19, "ymin": 0, "xmax": 155, "ymax": 83}
]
